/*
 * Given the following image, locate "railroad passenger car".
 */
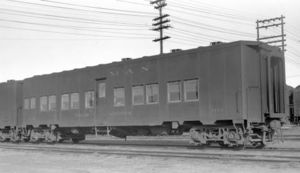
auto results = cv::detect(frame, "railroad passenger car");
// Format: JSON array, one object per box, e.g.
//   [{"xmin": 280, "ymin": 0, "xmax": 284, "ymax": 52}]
[
  {"xmin": 287, "ymin": 85, "xmax": 295, "ymax": 122},
  {"xmin": 294, "ymin": 86, "xmax": 300, "ymax": 123},
  {"xmin": 0, "ymin": 80, "xmax": 22, "ymax": 141},
  {"xmin": 0, "ymin": 41, "xmax": 287, "ymax": 147}
]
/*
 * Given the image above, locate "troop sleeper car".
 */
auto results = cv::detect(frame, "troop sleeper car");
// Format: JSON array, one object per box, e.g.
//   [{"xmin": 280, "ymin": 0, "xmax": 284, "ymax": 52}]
[
  {"xmin": 0, "ymin": 41, "xmax": 287, "ymax": 147},
  {"xmin": 293, "ymin": 86, "xmax": 300, "ymax": 123}
]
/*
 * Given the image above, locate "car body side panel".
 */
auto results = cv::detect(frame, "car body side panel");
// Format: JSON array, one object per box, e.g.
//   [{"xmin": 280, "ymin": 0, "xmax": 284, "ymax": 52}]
[
  {"xmin": 18, "ymin": 41, "xmax": 286, "ymax": 128},
  {"xmin": 0, "ymin": 81, "xmax": 19, "ymax": 128}
]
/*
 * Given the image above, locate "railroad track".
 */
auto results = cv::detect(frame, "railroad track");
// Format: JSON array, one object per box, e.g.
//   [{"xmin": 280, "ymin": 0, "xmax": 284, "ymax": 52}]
[
  {"xmin": 0, "ymin": 143, "xmax": 300, "ymax": 163},
  {"xmin": 81, "ymin": 138, "xmax": 300, "ymax": 153}
]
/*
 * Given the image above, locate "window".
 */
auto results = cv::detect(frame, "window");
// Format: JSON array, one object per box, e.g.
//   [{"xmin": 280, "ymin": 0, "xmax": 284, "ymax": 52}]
[
  {"xmin": 30, "ymin": 97, "xmax": 36, "ymax": 109},
  {"xmin": 85, "ymin": 91, "xmax": 95, "ymax": 109},
  {"xmin": 71, "ymin": 93, "xmax": 80, "ymax": 109},
  {"xmin": 61, "ymin": 94, "xmax": 69, "ymax": 110},
  {"xmin": 40, "ymin": 96, "xmax": 48, "ymax": 112},
  {"xmin": 24, "ymin": 99, "xmax": 30, "ymax": 110},
  {"xmin": 168, "ymin": 81, "xmax": 181, "ymax": 102},
  {"xmin": 48, "ymin": 95, "xmax": 56, "ymax": 111},
  {"xmin": 146, "ymin": 84, "xmax": 159, "ymax": 104},
  {"xmin": 184, "ymin": 79, "xmax": 199, "ymax": 101},
  {"xmin": 114, "ymin": 88, "xmax": 125, "ymax": 107},
  {"xmin": 132, "ymin": 85, "xmax": 144, "ymax": 105},
  {"xmin": 98, "ymin": 83, "xmax": 106, "ymax": 98}
]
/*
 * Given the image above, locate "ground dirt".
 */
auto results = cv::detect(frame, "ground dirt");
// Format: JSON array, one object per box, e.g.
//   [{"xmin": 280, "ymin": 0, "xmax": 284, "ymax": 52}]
[
  {"xmin": 0, "ymin": 125, "xmax": 300, "ymax": 173},
  {"xmin": 0, "ymin": 148, "xmax": 300, "ymax": 173}
]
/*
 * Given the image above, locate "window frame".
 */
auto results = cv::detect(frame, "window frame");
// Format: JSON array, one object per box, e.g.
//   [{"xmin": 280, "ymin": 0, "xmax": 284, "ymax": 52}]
[
  {"xmin": 167, "ymin": 81, "xmax": 182, "ymax": 103},
  {"xmin": 85, "ymin": 91, "xmax": 95, "ymax": 109},
  {"xmin": 40, "ymin": 96, "xmax": 48, "ymax": 112},
  {"xmin": 48, "ymin": 95, "xmax": 57, "ymax": 111},
  {"xmin": 61, "ymin": 94, "xmax": 70, "ymax": 111},
  {"xmin": 183, "ymin": 79, "xmax": 199, "ymax": 102},
  {"xmin": 145, "ymin": 83, "xmax": 159, "ymax": 104},
  {"xmin": 132, "ymin": 85, "xmax": 144, "ymax": 106},
  {"xmin": 70, "ymin": 92, "xmax": 80, "ymax": 110},
  {"xmin": 30, "ymin": 97, "xmax": 36, "ymax": 109},
  {"xmin": 24, "ymin": 98, "xmax": 30, "ymax": 110},
  {"xmin": 113, "ymin": 87, "xmax": 125, "ymax": 107}
]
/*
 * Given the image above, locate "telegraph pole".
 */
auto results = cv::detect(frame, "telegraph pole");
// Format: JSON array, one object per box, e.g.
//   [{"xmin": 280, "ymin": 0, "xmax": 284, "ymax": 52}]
[
  {"xmin": 150, "ymin": 0, "xmax": 171, "ymax": 54},
  {"xmin": 256, "ymin": 15, "xmax": 286, "ymax": 55},
  {"xmin": 257, "ymin": 16, "xmax": 287, "ymax": 116}
]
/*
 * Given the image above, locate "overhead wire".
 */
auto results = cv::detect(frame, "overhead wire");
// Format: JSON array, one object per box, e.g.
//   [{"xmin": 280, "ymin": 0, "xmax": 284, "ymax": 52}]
[
  {"xmin": 0, "ymin": 0, "xmax": 257, "ymax": 41},
  {"xmin": 41, "ymin": 0, "xmax": 155, "ymax": 16},
  {"xmin": 167, "ymin": 0, "xmax": 300, "ymax": 65},
  {"xmin": 166, "ymin": 31, "xmax": 212, "ymax": 44},
  {"xmin": 169, "ymin": 40, "xmax": 198, "ymax": 46},
  {"xmin": 0, "ymin": 0, "xmax": 299, "ymax": 54},
  {"xmin": 0, "ymin": 24, "xmax": 153, "ymax": 39},
  {"xmin": 169, "ymin": 1, "xmax": 253, "ymax": 25},
  {"xmin": 0, "ymin": 7, "xmax": 151, "ymax": 28},
  {"xmin": 0, "ymin": 18, "xmax": 154, "ymax": 36},
  {"xmin": 172, "ymin": 17, "xmax": 255, "ymax": 38},
  {"xmin": 172, "ymin": 28, "xmax": 231, "ymax": 42},
  {"xmin": 117, "ymin": 0, "xmax": 149, "ymax": 7},
  {"xmin": 176, "ymin": 0, "xmax": 259, "ymax": 20},
  {"xmin": 2, "ymin": 0, "xmax": 154, "ymax": 18},
  {"xmin": 129, "ymin": 0, "xmax": 257, "ymax": 39},
  {"xmin": 287, "ymin": 74, "xmax": 300, "ymax": 79}
]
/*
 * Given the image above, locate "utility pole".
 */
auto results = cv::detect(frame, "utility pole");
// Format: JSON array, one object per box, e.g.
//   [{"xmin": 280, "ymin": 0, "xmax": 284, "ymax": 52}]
[
  {"xmin": 257, "ymin": 16, "xmax": 287, "ymax": 116},
  {"xmin": 256, "ymin": 15, "xmax": 286, "ymax": 56},
  {"xmin": 150, "ymin": 0, "xmax": 171, "ymax": 54}
]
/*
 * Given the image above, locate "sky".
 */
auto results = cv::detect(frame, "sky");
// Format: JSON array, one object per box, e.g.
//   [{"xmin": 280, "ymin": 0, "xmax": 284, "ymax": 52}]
[{"xmin": 0, "ymin": 0, "xmax": 299, "ymax": 87}]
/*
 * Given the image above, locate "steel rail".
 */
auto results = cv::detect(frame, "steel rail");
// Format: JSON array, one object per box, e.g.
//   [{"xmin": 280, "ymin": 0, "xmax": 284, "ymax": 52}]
[
  {"xmin": 79, "ymin": 139, "xmax": 300, "ymax": 153},
  {"xmin": 0, "ymin": 143, "xmax": 300, "ymax": 163}
]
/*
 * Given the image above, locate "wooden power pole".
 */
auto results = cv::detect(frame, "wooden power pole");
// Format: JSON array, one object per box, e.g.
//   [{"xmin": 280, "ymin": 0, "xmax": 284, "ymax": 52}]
[
  {"xmin": 256, "ymin": 15, "xmax": 286, "ymax": 55},
  {"xmin": 150, "ymin": 0, "xmax": 171, "ymax": 54}
]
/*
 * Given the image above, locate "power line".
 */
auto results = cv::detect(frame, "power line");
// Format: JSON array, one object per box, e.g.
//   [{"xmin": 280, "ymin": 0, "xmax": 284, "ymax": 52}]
[
  {"xmin": 168, "ymin": 2, "xmax": 253, "ymax": 26},
  {"xmin": 144, "ymin": 0, "xmax": 257, "ymax": 41},
  {"xmin": 41, "ymin": 0, "xmax": 155, "ymax": 16},
  {"xmin": 0, "ymin": 8, "xmax": 150, "ymax": 28},
  {"xmin": 173, "ymin": 28, "xmax": 231, "ymax": 42},
  {"xmin": 289, "ymin": 49, "xmax": 300, "ymax": 56},
  {"xmin": 173, "ymin": 18, "xmax": 254, "ymax": 38},
  {"xmin": 1, "ymin": 4, "xmax": 235, "ymax": 43},
  {"xmin": 166, "ymin": 31, "xmax": 210, "ymax": 44},
  {"xmin": 174, "ymin": 0, "xmax": 258, "ymax": 20},
  {"xmin": 287, "ymin": 74, "xmax": 300, "ymax": 79},
  {"xmin": 169, "ymin": 39, "xmax": 197, "ymax": 46},
  {"xmin": 286, "ymin": 30, "xmax": 300, "ymax": 42},
  {"xmin": 3, "ymin": 0, "xmax": 153, "ymax": 18},
  {"xmin": 287, "ymin": 24, "xmax": 300, "ymax": 34},
  {"xmin": 0, "ymin": 18, "xmax": 155, "ymax": 37},
  {"xmin": 117, "ymin": 0, "xmax": 149, "ymax": 7},
  {"xmin": 0, "ymin": 24, "xmax": 153, "ymax": 39},
  {"xmin": 174, "ymin": 0, "xmax": 300, "ymax": 42},
  {"xmin": 287, "ymin": 51, "xmax": 300, "ymax": 60},
  {"xmin": 1, "ymin": 0, "xmax": 299, "ymax": 54}
]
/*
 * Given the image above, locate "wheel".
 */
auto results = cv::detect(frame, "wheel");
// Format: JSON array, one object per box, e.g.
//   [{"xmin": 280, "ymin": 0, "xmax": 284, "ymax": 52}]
[
  {"xmin": 254, "ymin": 142, "xmax": 265, "ymax": 149},
  {"xmin": 232, "ymin": 144, "xmax": 245, "ymax": 150},
  {"xmin": 0, "ymin": 137, "xmax": 9, "ymax": 142},
  {"xmin": 218, "ymin": 141, "xmax": 229, "ymax": 148},
  {"xmin": 57, "ymin": 139, "xmax": 64, "ymax": 143},
  {"xmin": 71, "ymin": 138, "xmax": 80, "ymax": 143},
  {"xmin": 29, "ymin": 131, "xmax": 43, "ymax": 143}
]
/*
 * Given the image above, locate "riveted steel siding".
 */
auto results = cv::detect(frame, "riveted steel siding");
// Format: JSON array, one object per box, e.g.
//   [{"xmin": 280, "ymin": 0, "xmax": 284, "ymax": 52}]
[
  {"xmin": 20, "ymin": 41, "xmax": 283, "ymax": 128},
  {"xmin": 97, "ymin": 44, "xmax": 243, "ymax": 126}
]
